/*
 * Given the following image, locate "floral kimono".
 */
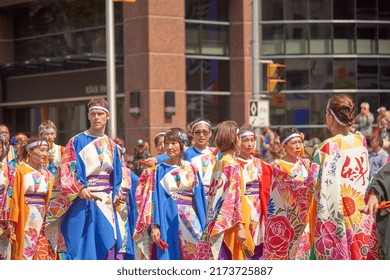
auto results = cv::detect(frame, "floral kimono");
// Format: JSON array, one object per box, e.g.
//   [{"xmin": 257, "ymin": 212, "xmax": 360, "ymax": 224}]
[
  {"xmin": 264, "ymin": 158, "xmax": 312, "ymax": 260},
  {"xmin": 236, "ymin": 156, "xmax": 272, "ymax": 259},
  {"xmin": 0, "ymin": 161, "xmax": 12, "ymax": 260},
  {"xmin": 9, "ymin": 163, "xmax": 54, "ymax": 260},
  {"xmin": 308, "ymin": 132, "xmax": 379, "ymax": 260},
  {"xmin": 134, "ymin": 160, "xmax": 206, "ymax": 260},
  {"xmin": 46, "ymin": 131, "xmax": 122, "ymax": 260},
  {"xmin": 197, "ymin": 154, "xmax": 255, "ymax": 260}
]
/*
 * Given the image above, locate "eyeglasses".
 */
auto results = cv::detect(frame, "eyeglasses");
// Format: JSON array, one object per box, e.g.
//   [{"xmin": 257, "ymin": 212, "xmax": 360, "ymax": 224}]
[{"xmin": 193, "ymin": 130, "xmax": 210, "ymax": 136}]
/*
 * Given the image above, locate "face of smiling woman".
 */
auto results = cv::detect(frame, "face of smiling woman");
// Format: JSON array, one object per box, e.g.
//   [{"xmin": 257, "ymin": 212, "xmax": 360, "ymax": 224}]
[{"xmin": 28, "ymin": 143, "xmax": 49, "ymax": 169}]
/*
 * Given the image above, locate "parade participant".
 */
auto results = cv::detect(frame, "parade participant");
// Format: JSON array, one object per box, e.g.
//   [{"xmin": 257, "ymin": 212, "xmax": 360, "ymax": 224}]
[
  {"xmin": 46, "ymin": 97, "xmax": 123, "ymax": 260},
  {"xmin": 9, "ymin": 133, "xmax": 28, "ymax": 168},
  {"xmin": 185, "ymin": 118, "xmax": 218, "ymax": 196},
  {"xmin": 364, "ymin": 162, "xmax": 390, "ymax": 259},
  {"xmin": 197, "ymin": 120, "xmax": 255, "ymax": 260},
  {"xmin": 309, "ymin": 94, "xmax": 378, "ymax": 260},
  {"xmin": 113, "ymin": 137, "xmax": 136, "ymax": 260},
  {"xmin": 0, "ymin": 124, "xmax": 17, "ymax": 169},
  {"xmin": 38, "ymin": 120, "xmax": 65, "ymax": 176},
  {"xmin": 236, "ymin": 124, "xmax": 272, "ymax": 259},
  {"xmin": 154, "ymin": 132, "xmax": 166, "ymax": 156},
  {"xmin": 8, "ymin": 137, "xmax": 54, "ymax": 260},
  {"xmin": 263, "ymin": 127, "xmax": 312, "ymax": 260},
  {"xmin": 0, "ymin": 135, "xmax": 12, "ymax": 260},
  {"xmin": 134, "ymin": 127, "xmax": 206, "ymax": 260}
]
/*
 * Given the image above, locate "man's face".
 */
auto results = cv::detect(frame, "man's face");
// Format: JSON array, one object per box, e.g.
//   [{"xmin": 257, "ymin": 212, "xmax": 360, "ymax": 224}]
[{"xmin": 88, "ymin": 109, "xmax": 110, "ymax": 131}]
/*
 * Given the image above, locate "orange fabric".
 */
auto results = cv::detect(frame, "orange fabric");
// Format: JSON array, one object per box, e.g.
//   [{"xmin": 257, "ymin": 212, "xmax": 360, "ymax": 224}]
[
  {"xmin": 9, "ymin": 164, "xmax": 54, "ymax": 260},
  {"xmin": 259, "ymin": 161, "xmax": 272, "ymax": 226}
]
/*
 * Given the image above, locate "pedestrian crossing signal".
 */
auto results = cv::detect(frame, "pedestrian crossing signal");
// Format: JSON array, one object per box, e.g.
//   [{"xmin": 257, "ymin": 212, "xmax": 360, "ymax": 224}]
[{"xmin": 267, "ymin": 63, "xmax": 286, "ymax": 95}]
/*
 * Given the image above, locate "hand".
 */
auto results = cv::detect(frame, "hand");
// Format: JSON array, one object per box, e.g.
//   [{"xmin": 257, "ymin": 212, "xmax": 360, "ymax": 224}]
[
  {"xmin": 79, "ymin": 188, "xmax": 102, "ymax": 201},
  {"xmin": 150, "ymin": 224, "xmax": 161, "ymax": 243},
  {"xmin": 236, "ymin": 224, "xmax": 246, "ymax": 244},
  {"xmin": 363, "ymin": 192, "xmax": 379, "ymax": 215},
  {"xmin": 144, "ymin": 157, "xmax": 157, "ymax": 167}
]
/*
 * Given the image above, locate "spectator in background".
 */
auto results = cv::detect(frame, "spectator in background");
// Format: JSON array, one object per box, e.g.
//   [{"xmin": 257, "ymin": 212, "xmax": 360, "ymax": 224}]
[
  {"xmin": 355, "ymin": 102, "xmax": 374, "ymax": 141},
  {"xmin": 259, "ymin": 126, "xmax": 275, "ymax": 162},
  {"xmin": 9, "ymin": 132, "xmax": 28, "ymax": 168},
  {"xmin": 377, "ymin": 106, "xmax": 390, "ymax": 142},
  {"xmin": 133, "ymin": 139, "xmax": 151, "ymax": 176},
  {"xmin": 369, "ymin": 136, "xmax": 389, "ymax": 178},
  {"xmin": 0, "ymin": 124, "xmax": 16, "ymax": 168}
]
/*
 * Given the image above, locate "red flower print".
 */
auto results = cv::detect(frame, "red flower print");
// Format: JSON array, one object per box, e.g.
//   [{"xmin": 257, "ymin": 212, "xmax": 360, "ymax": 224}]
[
  {"xmin": 264, "ymin": 216, "xmax": 294, "ymax": 257},
  {"xmin": 315, "ymin": 220, "xmax": 339, "ymax": 255}
]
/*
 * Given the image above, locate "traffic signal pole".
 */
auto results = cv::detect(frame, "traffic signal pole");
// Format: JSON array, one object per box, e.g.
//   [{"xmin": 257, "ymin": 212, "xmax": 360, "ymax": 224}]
[
  {"xmin": 252, "ymin": 0, "xmax": 260, "ymax": 101},
  {"xmin": 106, "ymin": 0, "xmax": 117, "ymax": 139}
]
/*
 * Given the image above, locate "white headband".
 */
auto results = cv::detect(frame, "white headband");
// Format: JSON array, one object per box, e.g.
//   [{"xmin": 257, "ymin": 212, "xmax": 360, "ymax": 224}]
[
  {"xmin": 27, "ymin": 140, "xmax": 48, "ymax": 150},
  {"xmin": 327, "ymin": 102, "xmax": 347, "ymax": 127},
  {"xmin": 191, "ymin": 120, "xmax": 210, "ymax": 131},
  {"xmin": 239, "ymin": 131, "xmax": 254, "ymax": 138},
  {"xmin": 281, "ymin": 133, "xmax": 301, "ymax": 145},
  {"xmin": 155, "ymin": 132, "xmax": 165, "ymax": 137},
  {"xmin": 89, "ymin": 105, "xmax": 109, "ymax": 113},
  {"xmin": 40, "ymin": 128, "xmax": 56, "ymax": 134}
]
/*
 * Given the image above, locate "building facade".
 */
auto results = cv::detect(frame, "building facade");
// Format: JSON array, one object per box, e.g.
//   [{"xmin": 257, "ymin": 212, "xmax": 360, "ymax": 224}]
[{"xmin": 0, "ymin": 0, "xmax": 389, "ymax": 152}]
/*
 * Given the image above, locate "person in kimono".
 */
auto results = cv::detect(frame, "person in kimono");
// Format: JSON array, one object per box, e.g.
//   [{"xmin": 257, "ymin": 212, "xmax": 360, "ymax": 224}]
[
  {"xmin": 113, "ymin": 137, "xmax": 136, "ymax": 260},
  {"xmin": 46, "ymin": 97, "xmax": 122, "ymax": 260},
  {"xmin": 236, "ymin": 124, "xmax": 272, "ymax": 259},
  {"xmin": 8, "ymin": 137, "xmax": 54, "ymax": 260},
  {"xmin": 309, "ymin": 94, "xmax": 378, "ymax": 260},
  {"xmin": 134, "ymin": 127, "xmax": 206, "ymax": 260},
  {"xmin": 0, "ymin": 135, "xmax": 12, "ymax": 260},
  {"xmin": 198, "ymin": 120, "xmax": 255, "ymax": 260},
  {"xmin": 38, "ymin": 120, "xmax": 65, "ymax": 177},
  {"xmin": 364, "ymin": 162, "xmax": 390, "ymax": 259},
  {"xmin": 263, "ymin": 127, "xmax": 312, "ymax": 260},
  {"xmin": 184, "ymin": 118, "xmax": 218, "ymax": 197}
]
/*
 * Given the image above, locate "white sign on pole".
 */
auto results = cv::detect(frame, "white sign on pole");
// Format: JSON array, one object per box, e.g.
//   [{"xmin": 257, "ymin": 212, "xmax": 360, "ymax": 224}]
[{"xmin": 249, "ymin": 99, "xmax": 270, "ymax": 128}]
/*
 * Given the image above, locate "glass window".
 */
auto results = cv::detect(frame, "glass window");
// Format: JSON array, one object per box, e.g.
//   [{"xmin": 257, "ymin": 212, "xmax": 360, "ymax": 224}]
[
  {"xmin": 356, "ymin": 25, "xmax": 377, "ymax": 54},
  {"xmin": 356, "ymin": 0, "xmax": 377, "ymax": 20},
  {"xmin": 378, "ymin": 0, "xmax": 390, "ymax": 20},
  {"xmin": 309, "ymin": 24, "xmax": 332, "ymax": 54},
  {"xmin": 186, "ymin": 59, "xmax": 230, "ymax": 92},
  {"xmin": 333, "ymin": 59, "xmax": 356, "ymax": 89},
  {"xmin": 261, "ymin": 24, "xmax": 285, "ymax": 55},
  {"xmin": 262, "ymin": 0, "xmax": 283, "ymax": 21},
  {"xmin": 309, "ymin": 0, "xmax": 331, "ymax": 19},
  {"xmin": 270, "ymin": 93, "xmax": 310, "ymax": 126},
  {"xmin": 285, "ymin": 24, "xmax": 308, "ymax": 54},
  {"xmin": 285, "ymin": 0, "xmax": 307, "ymax": 20},
  {"xmin": 333, "ymin": 0, "xmax": 354, "ymax": 19},
  {"xmin": 333, "ymin": 24, "xmax": 355, "ymax": 54},
  {"xmin": 357, "ymin": 59, "xmax": 378, "ymax": 89},
  {"xmin": 310, "ymin": 59, "xmax": 333, "ymax": 89},
  {"xmin": 285, "ymin": 59, "xmax": 309, "ymax": 90},
  {"xmin": 185, "ymin": 0, "xmax": 229, "ymax": 21},
  {"xmin": 379, "ymin": 26, "xmax": 390, "ymax": 54},
  {"xmin": 186, "ymin": 94, "xmax": 230, "ymax": 125},
  {"xmin": 379, "ymin": 59, "xmax": 390, "ymax": 89},
  {"xmin": 185, "ymin": 24, "xmax": 229, "ymax": 56}
]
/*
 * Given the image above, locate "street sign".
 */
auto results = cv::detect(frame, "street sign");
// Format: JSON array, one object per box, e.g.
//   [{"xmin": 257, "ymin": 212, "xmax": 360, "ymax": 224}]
[{"xmin": 249, "ymin": 99, "xmax": 270, "ymax": 128}]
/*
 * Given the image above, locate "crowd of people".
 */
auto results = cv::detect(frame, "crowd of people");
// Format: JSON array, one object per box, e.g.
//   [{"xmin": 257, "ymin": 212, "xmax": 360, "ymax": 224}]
[{"xmin": 0, "ymin": 94, "xmax": 389, "ymax": 260}]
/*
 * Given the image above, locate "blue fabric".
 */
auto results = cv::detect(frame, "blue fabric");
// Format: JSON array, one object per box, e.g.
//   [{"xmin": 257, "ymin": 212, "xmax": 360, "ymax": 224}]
[
  {"xmin": 156, "ymin": 153, "xmax": 169, "ymax": 164},
  {"xmin": 60, "ymin": 132, "xmax": 123, "ymax": 260},
  {"xmin": 126, "ymin": 170, "xmax": 139, "ymax": 260},
  {"xmin": 152, "ymin": 163, "xmax": 206, "ymax": 260}
]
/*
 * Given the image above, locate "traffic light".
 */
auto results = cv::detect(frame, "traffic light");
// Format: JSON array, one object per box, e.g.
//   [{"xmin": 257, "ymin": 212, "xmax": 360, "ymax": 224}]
[{"xmin": 267, "ymin": 63, "xmax": 286, "ymax": 95}]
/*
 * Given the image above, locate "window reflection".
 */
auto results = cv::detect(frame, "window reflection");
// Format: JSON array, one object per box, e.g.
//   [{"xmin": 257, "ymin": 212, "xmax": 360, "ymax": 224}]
[
  {"xmin": 309, "ymin": 24, "xmax": 332, "ymax": 54},
  {"xmin": 334, "ymin": 59, "xmax": 356, "ymax": 89},
  {"xmin": 262, "ymin": 25, "xmax": 285, "ymax": 55},
  {"xmin": 185, "ymin": 0, "xmax": 229, "ymax": 21},
  {"xmin": 186, "ymin": 94, "xmax": 230, "ymax": 124},
  {"xmin": 379, "ymin": 59, "xmax": 390, "ymax": 89},
  {"xmin": 334, "ymin": 0, "xmax": 355, "ymax": 19},
  {"xmin": 285, "ymin": 59, "xmax": 309, "ymax": 90},
  {"xmin": 310, "ymin": 59, "xmax": 332, "ymax": 89},
  {"xmin": 186, "ymin": 24, "xmax": 229, "ymax": 56},
  {"xmin": 333, "ymin": 24, "xmax": 355, "ymax": 54},
  {"xmin": 285, "ymin": 0, "xmax": 307, "ymax": 20},
  {"xmin": 378, "ymin": 0, "xmax": 390, "ymax": 20},
  {"xmin": 357, "ymin": 25, "xmax": 377, "ymax": 54},
  {"xmin": 262, "ymin": 0, "xmax": 283, "ymax": 21},
  {"xmin": 379, "ymin": 26, "xmax": 390, "ymax": 54},
  {"xmin": 356, "ymin": 0, "xmax": 377, "ymax": 20},
  {"xmin": 309, "ymin": 0, "xmax": 331, "ymax": 19},
  {"xmin": 357, "ymin": 59, "xmax": 378, "ymax": 89}
]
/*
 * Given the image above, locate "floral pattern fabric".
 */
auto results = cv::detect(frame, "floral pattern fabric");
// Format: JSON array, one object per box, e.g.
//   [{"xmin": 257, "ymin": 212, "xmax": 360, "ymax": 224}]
[
  {"xmin": 264, "ymin": 158, "xmax": 311, "ymax": 260},
  {"xmin": 308, "ymin": 132, "xmax": 379, "ymax": 260}
]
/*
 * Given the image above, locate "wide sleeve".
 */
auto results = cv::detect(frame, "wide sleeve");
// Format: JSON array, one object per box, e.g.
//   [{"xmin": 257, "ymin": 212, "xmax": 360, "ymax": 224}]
[{"xmin": 369, "ymin": 163, "xmax": 390, "ymax": 202}]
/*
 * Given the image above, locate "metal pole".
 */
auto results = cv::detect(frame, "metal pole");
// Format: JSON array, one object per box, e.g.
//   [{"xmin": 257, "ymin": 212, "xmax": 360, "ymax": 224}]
[
  {"xmin": 106, "ymin": 0, "xmax": 117, "ymax": 138},
  {"xmin": 252, "ymin": 0, "xmax": 259, "ymax": 100}
]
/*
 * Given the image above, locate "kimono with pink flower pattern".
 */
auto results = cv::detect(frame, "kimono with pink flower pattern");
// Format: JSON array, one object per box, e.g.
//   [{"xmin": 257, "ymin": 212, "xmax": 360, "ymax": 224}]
[
  {"xmin": 264, "ymin": 157, "xmax": 311, "ymax": 260},
  {"xmin": 308, "ymin": 131, "xmax": 379, "ymax": 260}
]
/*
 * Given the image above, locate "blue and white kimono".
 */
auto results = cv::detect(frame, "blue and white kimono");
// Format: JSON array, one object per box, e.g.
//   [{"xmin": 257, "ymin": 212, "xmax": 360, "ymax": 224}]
[{"xmin": 46, "ymin": 131, "xmax": 122, "ymax": 260}]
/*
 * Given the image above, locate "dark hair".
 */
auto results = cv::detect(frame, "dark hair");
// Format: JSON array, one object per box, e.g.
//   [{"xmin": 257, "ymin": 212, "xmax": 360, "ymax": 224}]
[
  {"xmin": 87, "ymin": 97, "xmax": 109, "ymax": 112},
  {"xmin": 20, "ymin": 136, "xmax": 48, "ymax": 162},
  {"xmin": 154, "ymin": 132, "xmax": 165, "ymax": 147},
  {"xmin": 190, "ymin": 118, "xmax": 211, "ymax": 132},
  {"xmin": 214, "ymin": 120, "xmax": 239, "ymax": 152},
  {"xmin": 373, "ymin": 136, "xmax": 384, "ymax": 147},
  {"xmin": 278, "ymin": 127, "xmax": 300, "ymax": 144},
  {"xmin": 164, "ymin": 127, "xmax": 188, "ymax": 152},
  {"xmin": 239, "ymin": 123, "xmax": 253, "ymax": 133},
  {"xmin": 327, "ymin": 94, "xmax": 355, "ymax": 127}
]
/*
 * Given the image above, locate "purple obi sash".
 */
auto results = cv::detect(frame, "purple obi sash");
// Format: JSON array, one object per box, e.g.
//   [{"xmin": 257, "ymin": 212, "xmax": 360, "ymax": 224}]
[
  {"xmin": 245, "ymin": 182, "xmax": 260, "ymax": 196},
  {"xmin": 172, "ymin": 191, "xmax": 193, "ymax": 206},
  {"xmin": 25, "ymin": 193, "xmax": 46, "ymax": 205},
  {"xmin": 87, "ymin": 175, "xmax": 113, "ymax": 193},
  {"xmin": 0, "ymin": 187, "xmax": 4, "ymax": 195}
]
